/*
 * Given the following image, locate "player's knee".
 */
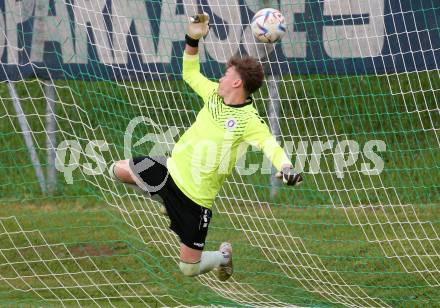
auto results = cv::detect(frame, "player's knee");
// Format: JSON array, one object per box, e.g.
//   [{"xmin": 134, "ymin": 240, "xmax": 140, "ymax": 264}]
[
  {"xmin": 109, "ymin": 160, "xmax": 133, "ymax": 183},
  {"xmin": 179, "ymin": 261, "xmax": 200, "ymax": 277}
]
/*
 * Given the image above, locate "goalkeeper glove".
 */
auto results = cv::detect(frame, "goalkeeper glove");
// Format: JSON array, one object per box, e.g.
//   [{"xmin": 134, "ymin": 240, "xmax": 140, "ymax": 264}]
[
  {"xmin": 187, "ymin": 12, "xmax": 210, "ymax": 40},
  {"xmin": 275, "ymin": 165, "xmax": 303, "ymax": 186}
]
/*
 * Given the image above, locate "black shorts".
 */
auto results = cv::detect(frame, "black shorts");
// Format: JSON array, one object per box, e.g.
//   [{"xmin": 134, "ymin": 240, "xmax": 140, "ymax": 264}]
[{"xmin": 129, "ymin": 156, "xmax": 212, "ymax": 250}]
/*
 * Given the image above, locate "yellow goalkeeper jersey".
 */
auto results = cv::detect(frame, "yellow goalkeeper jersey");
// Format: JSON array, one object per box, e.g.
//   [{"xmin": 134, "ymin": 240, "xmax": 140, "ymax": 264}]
[{"xmin": 167, "ymin": 52, "xmax": 291, "ymax": 209}]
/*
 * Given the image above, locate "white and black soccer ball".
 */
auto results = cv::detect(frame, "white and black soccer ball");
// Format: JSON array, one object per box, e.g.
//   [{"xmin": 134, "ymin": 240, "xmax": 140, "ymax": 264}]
[{"xmin": 251, "ymin": 8, "xmax": 286, "ymax": 43}]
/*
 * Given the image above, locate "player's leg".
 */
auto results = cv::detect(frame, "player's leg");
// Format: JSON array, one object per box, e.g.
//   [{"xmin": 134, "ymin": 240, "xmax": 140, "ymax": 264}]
[
  {"xmin": 108, "ymin": 159, "xmax": 167, "ymax": 214},
  {"xmin": 156, "ymin": 172, "xmax": 233, "ymax": 279},
  {"xmin": 178, "ymin": 244, "xmax": 202, "ymax": 276},
  {"xmin": 109, "ymin": 159, "xmax": 135, "ymax": 183},
  {"xmin": 108, "ymin": 159, "xmax": 147, "ymax": 194},
  {"xmin": 178, "ymin": 243, "xmax": 233, "ymax": 280}
]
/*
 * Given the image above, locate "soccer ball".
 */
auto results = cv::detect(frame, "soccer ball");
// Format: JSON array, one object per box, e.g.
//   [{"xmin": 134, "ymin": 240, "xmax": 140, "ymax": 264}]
[{"xmin": 251, "ymin": 8, "xmax": 286, "ymax": 43}]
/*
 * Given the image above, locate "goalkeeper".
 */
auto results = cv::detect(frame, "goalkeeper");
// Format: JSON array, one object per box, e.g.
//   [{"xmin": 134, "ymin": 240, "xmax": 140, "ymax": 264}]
[{"xmin": 109, "ymin": 13, "xmax": 302, "ymax": 281}]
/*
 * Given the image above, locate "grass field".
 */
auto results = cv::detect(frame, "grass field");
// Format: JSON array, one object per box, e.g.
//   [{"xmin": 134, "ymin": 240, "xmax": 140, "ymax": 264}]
[
  {"xmin": 1, "ymin": 71, "xmax": 439, "ymax": 306},
  {"xmin": 1, "ymin": 199, "xmax": 439, "ymax": 306}
]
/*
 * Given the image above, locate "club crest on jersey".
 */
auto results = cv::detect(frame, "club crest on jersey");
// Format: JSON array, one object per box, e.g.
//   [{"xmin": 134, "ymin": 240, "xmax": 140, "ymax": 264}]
[{"xmin": 225, "ymin": 117, "xmax": 237, "ymax": 130}]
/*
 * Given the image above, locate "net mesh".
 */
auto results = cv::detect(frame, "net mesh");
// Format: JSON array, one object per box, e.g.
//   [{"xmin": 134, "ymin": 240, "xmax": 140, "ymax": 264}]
[{"xmin": 0, "ymin": 0, "xmax": 439, "ymax": 306}]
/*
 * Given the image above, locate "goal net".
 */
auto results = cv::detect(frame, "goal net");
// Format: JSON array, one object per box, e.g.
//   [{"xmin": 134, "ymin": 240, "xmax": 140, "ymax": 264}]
[{"xmin": 0, "ymin": 0, "xmax": 439, "ymax": 306}]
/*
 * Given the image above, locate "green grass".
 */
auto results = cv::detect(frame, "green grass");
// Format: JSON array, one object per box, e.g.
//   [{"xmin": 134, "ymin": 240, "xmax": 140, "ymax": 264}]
[
  {"xmin": 0, "ymin": 200, "xmax": 438, "ymax": 306},
  {"xmin": 1, "ymin": 71, "xmax": 439, "ymax": 306}
]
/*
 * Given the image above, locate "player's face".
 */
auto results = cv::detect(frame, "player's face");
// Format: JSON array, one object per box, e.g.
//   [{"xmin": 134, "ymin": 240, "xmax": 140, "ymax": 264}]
[{"xmin": 218, "ymin": 66, "xmax": 243, "ymax": 98}]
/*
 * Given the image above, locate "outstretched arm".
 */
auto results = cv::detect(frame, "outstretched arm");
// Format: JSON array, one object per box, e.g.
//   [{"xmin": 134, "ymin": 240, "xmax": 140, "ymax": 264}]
[
  {"xmin": 243, "ymin": 116, "xmax": 303, "ymax": 186},
  {"xmin": 183, "ymin": 13, "xmax": 218, "ymax": 103}
]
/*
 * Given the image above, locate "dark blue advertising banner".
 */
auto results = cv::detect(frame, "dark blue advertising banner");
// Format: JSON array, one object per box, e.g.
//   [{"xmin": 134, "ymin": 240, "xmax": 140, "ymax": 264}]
[{"xmin": 0, "ymin": 0, "xmax": 438, "ymax": 81}]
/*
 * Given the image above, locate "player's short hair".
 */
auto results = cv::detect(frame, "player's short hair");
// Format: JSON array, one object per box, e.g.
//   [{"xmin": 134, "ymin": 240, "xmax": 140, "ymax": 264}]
[{"xmin": 226, "ymin": 56, "xmax": 264, "ymax": 95}]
